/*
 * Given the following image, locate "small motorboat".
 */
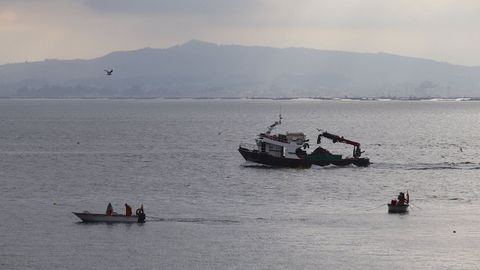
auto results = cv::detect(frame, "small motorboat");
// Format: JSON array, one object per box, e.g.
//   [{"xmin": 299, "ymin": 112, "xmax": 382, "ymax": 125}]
[
  {"xmin": 73, "ymin": 212, "xmax": 145, "ymax": 223},
  {"xmin": 388, "ymin": 191, "xmax": 409, "ymax": 213},
  {"xmin": 73, "ymin": 204, "xmax": 146, "ymax": 223}
]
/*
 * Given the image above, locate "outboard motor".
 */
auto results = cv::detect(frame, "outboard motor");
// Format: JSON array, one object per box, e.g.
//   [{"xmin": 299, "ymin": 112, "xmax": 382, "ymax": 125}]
[
  {"xmin": 136, "ymin": 207, "xmax": 146, "ymax": 223},
  {"xmin": 137, "ymin": 213, "xmax": 146, "ymax": 223}
]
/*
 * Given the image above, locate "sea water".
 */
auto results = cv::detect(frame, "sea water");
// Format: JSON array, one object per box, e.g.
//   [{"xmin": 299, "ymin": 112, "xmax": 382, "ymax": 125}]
[{"xmin": 1, "ymin": 99, "xmax": 480, "ymax": 269}]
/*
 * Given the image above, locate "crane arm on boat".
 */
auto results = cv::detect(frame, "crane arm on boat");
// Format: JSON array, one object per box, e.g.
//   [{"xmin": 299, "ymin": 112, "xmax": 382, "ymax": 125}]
[
  {"xmin": 266, "ymin": 114, "xmax": 282, "ymax": 135},
  {"xmin": 317, "ymin": 131, "xmax": 363, "ymax": 158}
]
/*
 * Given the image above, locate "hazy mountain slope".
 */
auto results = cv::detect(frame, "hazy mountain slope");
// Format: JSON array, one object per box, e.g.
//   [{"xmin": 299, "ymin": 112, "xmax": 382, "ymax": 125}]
[{"xmin": 0, "ymin": 40, "xmax": 479, "ymax": 97}]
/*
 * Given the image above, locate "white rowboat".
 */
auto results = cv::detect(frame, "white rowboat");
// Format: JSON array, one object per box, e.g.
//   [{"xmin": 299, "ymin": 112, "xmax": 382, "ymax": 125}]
[{"xmin": 73, "ymin": 212, "xmax": 144, "ymax": 223}]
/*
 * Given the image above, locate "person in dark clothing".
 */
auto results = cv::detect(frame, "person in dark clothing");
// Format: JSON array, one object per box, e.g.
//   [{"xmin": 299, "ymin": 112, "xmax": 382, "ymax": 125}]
[
  {"xmin": 398, "ymin": 192, "xmax": 406, "ymax": 205},
  {"xmin": 106, "ymin": 203, "xmax": 113, "ymax": 215},
  {"xmin": 136, "ymin": 204, "xmax": 146, "ymax": 223}
]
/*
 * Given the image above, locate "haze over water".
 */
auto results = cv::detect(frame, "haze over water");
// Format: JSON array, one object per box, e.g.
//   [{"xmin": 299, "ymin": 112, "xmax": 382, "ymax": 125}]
[{"xmin": 1, "ymin": 99, "xmax": 480, "ymax": 269}]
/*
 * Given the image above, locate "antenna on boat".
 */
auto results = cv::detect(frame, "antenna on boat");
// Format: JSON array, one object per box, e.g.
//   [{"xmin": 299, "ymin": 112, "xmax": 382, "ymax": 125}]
[
  {"xmin": 279, "ymin": 106, "xmax": 282, "ymax": 124},
  {"xmin": 266, "ymin": 110, "xmax": 282, "ymax": 135}
]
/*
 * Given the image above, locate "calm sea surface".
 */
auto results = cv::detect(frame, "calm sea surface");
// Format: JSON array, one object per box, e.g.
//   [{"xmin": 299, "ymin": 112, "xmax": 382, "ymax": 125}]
[{"xmin": 1, "ymin": 99, "xmax": 480, "ymax": 269}]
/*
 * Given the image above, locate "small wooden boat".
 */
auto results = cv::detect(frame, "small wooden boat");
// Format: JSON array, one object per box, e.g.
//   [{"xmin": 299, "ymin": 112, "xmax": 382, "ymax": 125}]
[
  {"xmin": 387, "ymin": 203, "xmax": 409, "ymax": 213},
  {"xmin": 73, "ymin": 212, "xmax": 145, "ymax": 223},
  {"xmin": 388, "ymin": 191, "xmax": 409, "ymax": 213}
]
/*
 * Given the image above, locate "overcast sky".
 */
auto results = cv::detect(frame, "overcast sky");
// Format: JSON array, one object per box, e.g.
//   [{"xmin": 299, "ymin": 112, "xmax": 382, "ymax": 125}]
[{"xmin": 1, "ymin": 0, "xmax": 480, "ymax": 66}]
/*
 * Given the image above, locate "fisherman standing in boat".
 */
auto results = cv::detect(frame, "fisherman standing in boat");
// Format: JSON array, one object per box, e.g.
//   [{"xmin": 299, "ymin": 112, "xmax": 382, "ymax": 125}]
[
  {"xmin": 397, "ymin": 192, "xmax": 409, "ymax": 205},
  {"xmin": 125, "ymin": 203, "xmax": 132, "ymax": 216},
  {"xmin": 398, "ymin": 192, "xmax": 405, "ymax": 205},
  {"xmin": 136, "ymin": 204, "xmax": 146, "ymax": 223},
  {"xmin": 106, "ymin": 203, "xmax": 113, "ymax": 215}
]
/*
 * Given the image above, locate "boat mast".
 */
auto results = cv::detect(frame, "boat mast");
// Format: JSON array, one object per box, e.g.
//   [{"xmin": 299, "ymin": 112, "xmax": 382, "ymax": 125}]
[{"xmin": 266, "ymin": 113, "xmax": 282, "ymax": 135}]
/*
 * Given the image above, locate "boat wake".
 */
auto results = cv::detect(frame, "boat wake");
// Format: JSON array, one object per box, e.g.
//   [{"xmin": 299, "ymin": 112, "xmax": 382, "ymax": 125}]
[
  {"xmin": 425, "ymin": 194, "xmax": 469, "ymax": 202},
  {"xmin": 375, "ymin": 161, "xmax": 480, "ymax": 171},
  {"xmin": 241, "ymin": 161, "xmax": 275, "ymax": 168},
  {"xmin": 147, "ymin": 217, "xmax": 239, "ymax": 225}
]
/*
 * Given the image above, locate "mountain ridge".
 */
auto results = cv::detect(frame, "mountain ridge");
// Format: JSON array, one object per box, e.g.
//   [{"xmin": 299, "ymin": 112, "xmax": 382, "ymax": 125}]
[{"xmin": 1, "ymin": 40, "xmax": 479, "ymax": 97}]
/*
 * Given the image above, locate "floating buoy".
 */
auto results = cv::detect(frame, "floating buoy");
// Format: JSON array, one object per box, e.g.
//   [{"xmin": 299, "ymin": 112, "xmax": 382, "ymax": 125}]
[{"xmin": 453, "ymin": 230, "xmax": 456, "ymax": 233}]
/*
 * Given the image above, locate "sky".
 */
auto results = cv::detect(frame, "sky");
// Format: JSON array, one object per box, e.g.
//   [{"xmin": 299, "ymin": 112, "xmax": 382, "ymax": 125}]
[{"xmin": 1, "ymin": 0, "xmax": 480, "ymax": 66}]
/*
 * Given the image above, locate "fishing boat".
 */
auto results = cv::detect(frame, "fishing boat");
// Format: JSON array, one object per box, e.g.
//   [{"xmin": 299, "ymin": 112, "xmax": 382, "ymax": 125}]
[
  {"xmin": 238, "ymin": 115, "xmax": 370, "ymax": 168},
  {"xmin": 73, "ymin": 204, "xmax": 146, "ymax": 223},
  {"xmin": 304, "ymin": 131, "xmax": 370, "ymax": 167},
  {"xmin": 387, "ymin": 191, "xmax": 409, "ymax": 213},
  {"xmin": 73, "ymin": 212, "xmax": 145, "ymax": 223},
  {"xmin": 238, "ymin": 114, "xmax": 312, "ymax": 168}
]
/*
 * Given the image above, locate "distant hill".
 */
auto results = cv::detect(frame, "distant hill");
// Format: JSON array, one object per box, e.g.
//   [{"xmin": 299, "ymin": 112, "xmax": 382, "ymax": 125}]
[{"xmin": 1, "ymin": 40, "xmax": 479, "ymax": 97}]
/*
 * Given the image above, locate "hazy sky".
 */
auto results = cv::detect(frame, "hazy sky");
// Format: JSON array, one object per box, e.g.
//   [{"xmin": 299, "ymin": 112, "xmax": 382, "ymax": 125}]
[{"xmin": 1, "ymin": 0, "xmax": 480, "ymax": 66}]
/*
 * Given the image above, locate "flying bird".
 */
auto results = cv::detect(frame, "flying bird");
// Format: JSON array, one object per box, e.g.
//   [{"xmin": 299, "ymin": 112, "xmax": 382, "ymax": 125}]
[{"xmin": 104, "ymin": 69, "xmax": 113, "ymax": 76}]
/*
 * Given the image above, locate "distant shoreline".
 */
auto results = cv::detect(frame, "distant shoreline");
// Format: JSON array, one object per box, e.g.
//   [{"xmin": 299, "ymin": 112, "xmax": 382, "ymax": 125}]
[{"xmin": 0, "ymin": 96, "xmax": 478, "ymax": 101}]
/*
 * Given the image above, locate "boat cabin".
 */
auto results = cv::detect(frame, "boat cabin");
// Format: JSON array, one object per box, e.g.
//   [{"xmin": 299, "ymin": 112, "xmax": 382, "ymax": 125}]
[{"xmin": 256, "ymin": 132, "xmax": 307, "ymax": 159}]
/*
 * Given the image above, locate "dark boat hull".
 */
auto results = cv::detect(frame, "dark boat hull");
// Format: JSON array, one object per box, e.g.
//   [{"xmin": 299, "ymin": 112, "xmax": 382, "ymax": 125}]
[
  {"xmin": 308, "ymin": 156, "xmax": 370, "ymax": 167},
  {"xmin": 387, "ymin": 204, "xmax": 409, "ymax": 213},
  {"xmin": 330, "ymin": 158, "xmax": 370, "ymax": 167},
  {"xmin": 238, "ymin": 147, "xmax": 312, "ymax": 168}
]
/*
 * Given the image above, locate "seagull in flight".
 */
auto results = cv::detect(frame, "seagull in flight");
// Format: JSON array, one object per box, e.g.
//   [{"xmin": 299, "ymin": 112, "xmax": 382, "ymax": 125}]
[{"xmin": 104, "ymin": 69, "xmax": 113, "ymax": 76}]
